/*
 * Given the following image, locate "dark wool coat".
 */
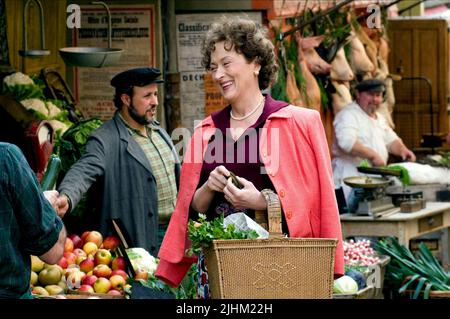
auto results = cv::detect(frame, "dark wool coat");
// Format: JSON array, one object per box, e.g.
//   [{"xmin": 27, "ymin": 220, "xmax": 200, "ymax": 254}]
[{"xmin": 58, "ymin": 112, "xmax": 180, "ymax": 255}]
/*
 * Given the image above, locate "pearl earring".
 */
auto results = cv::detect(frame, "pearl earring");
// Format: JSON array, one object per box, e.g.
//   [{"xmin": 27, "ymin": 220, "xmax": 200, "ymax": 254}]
[{"xmin": 254, "ymin": 70, "xmax": 259, "ymax": 76}]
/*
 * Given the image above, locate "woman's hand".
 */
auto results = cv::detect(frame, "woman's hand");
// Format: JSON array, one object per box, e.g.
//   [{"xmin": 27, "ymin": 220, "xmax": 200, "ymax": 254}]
[
  {"xmin": 223, "ymin": 175, "xmax": 267, "ymax": 211},
  {"xmin": 206, "ymin": 165, "xmax": 230, "ymax": 193}
]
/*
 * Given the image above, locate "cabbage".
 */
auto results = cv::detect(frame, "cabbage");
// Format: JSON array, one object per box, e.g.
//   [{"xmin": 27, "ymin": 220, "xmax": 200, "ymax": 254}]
[
  {"xmin": 333, "ymin": 275, "xmax": 359, "ymax": 294},
  {"xmin": 125, "ymin": 247, "xmax": 158, "ymax": 275}
]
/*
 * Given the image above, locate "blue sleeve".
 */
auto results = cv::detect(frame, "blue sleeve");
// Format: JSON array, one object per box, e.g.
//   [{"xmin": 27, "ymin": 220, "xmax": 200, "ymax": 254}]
[{"xmin": 6, "ymin": 144, "xmax": 63, "ymax": 256}]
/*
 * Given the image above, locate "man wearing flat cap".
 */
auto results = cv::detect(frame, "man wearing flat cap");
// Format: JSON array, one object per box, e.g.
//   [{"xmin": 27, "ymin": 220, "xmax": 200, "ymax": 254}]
[
  {"xmin": 332, "ymin": 78, "xmax": 416, "ymax": 203},
  {"xmin": 56, "ymin": 67, "xmax": 180, "ymax": 254}
]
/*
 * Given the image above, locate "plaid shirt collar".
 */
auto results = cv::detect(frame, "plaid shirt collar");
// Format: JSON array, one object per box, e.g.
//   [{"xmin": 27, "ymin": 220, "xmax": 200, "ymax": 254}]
[{"xmin": 118, "ymin": 113, "xmax": 159, "ymax": 137}]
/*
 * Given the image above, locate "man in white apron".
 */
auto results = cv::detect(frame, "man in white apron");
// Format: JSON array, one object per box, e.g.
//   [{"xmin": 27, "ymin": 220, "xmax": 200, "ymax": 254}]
[{"xmin": 331, "ymin": 79, "xmax": 416, "ymax": 205}]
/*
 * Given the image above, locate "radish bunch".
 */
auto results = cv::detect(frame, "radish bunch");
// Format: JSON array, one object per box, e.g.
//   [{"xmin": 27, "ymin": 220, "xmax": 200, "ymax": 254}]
[{"xmin": 343, "ymin": 239, "xmax": 380, "ymax": 267}]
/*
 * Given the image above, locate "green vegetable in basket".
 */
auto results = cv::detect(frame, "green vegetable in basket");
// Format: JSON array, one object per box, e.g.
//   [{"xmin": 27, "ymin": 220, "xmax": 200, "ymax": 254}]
[
  {"xmin": 187, "ymin": 213, "xmax": 258, "ymax": 256},
  {"xmin": 376, "ymin": 237, "xmax": 450, "ymax": 299},
  {"xmin": 333, "ymin": 275, "xmax": 359, "ymax": 294}
]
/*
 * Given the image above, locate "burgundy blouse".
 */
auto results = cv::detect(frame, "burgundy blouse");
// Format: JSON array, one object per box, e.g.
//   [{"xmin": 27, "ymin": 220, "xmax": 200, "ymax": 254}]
[{"xmin": 197, "ymin": 94, "xmax": 288, "ymax": 220}]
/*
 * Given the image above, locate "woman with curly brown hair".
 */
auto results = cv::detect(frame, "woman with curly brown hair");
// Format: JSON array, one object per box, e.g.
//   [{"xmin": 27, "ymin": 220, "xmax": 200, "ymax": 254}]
[{"xmin": 156, "ymin": 16, "xmax": 343, "ymax": 298}]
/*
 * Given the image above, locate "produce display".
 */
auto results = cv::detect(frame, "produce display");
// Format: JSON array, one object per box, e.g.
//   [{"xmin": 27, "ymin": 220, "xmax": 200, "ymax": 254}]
[
  {"xmin": 376, "ymin": 237, "xmax": 450, "ymax": 299},
  {"xmin": 332, "ymin": 239, "xmax": 385, "ymax": 297},
  {"xmin": 344, "ymin": 239, "xmax": 381, "ymax": 268},
  {"xmin": 31, "ymin": 231, "xmax": 132, "ymax": 298},
  {"xmin": 30, "ymin": 230, "xmax": 197, "ymax": 299}
]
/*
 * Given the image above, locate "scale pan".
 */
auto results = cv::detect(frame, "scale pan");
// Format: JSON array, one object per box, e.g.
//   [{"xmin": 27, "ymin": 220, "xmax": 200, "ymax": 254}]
[{"xmin": 343, "ymin": 176, "xmax": 390, "ymax": 189}]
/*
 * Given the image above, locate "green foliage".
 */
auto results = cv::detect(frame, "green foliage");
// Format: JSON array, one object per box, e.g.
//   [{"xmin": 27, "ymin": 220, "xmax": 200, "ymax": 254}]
[
  {"xmin": 187, "ymin": 214, "xmax": 259, "ymax": 257},
  {"xmin": 54, "ymin": 118, "xmax": 103, "ymax": 174},
  {"xmin": 316, "ymin": 77, "xmax": 329, "ymax": 109},
  {"xmin": 439, "ymin": 152, "xmax": 450, "ymax": 166},
  {"xmin": 271, "ymin": 48, "xmax": 289, "ymax": 102},
  {"xmin": 359, "ymin": 159, "xmax": 370, "ymax": 168},
  {"xmin": 387, "ymin": 165, "xmax": 411, "ymax": 186},
  {"xmin": 357, "ymin": 160, "xmax": 411, "ymax": 186},
  {"xmin": 133, "ymin": 275, "xmax": 183, "ymax": 299},
  {"xmin": 376, "ymin": 237, "xmax": 450, "ymax": 299},
  {"xmin": 2, "ymin": 82, "xmax": 44, "ymax": 101}
]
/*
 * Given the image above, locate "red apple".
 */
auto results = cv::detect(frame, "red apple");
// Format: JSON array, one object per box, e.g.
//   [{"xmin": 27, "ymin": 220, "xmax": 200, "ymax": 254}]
[
  {"xmin": 85, "ymin": 231, "xmax": 103, "ymax": 248},
  {"xmin": 134, "ymin": 269, "xmax": 148, "ymax": 281},
  {"xmin": 93, "ymin": 264, "xmax": 112, "ymax": 278},
  {"xmin": 79, "ymin": 258, "xmax": 95, "ymax": 273},
  {"xmin": 94, "ymin": 249, "xmax": 112, "ymax": 266},
  {"xmin": 111, "ymin": 256, "xmax": 126, "ymax": 271},
  {"xmin": 73, "ymin": 248, "xmax": 87, "ymax": 258},
  {"xmin": 107, "ymin": 289, "xmax": 123, "ymax": 296},
  {"xmin": 57, "ymin": 257, "xmax": 68, "ymax": 269},
  {"xmin": 81, "ymin": 231, "xmax": 90, "ymax": 242},
  {"xmin": 82, "ymin": 274, "xmax": 98, "ymax": 287},
  {"xmin": 109, "ymin": 274, "xmax": 126, "ymax": 289},
  {"xmin": 93, "ymin": 277, "xmax": 111, "ymax": 294},
  {"xmin": 78, "ymin": 284, "xmax": 94, "ymax": 293},
  {"xmin": 110, "ymin": 269, "xmax": 129, "ymax": 281},
  {"xmin": 102, "ymin": 236, "xmax": 120, "ymax": 250},
  {"xmin": 68, "ymin": 234, "xmax": 82, "ymax": 249},
  {"xmin": 63, "ymin": 252, "xmax": 77, "ymax": 265},
  {"xmin": 76, "ymin": 255, "xmax": 87, "ymax": 265},
  {"xmin": 64, "ymin": 238, "xmax": 74, "ymax": 252}
]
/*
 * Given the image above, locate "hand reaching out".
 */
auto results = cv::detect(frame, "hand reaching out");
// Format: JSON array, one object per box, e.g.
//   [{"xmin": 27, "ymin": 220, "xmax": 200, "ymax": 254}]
[
  {"xmin": 43, "ymin": 190, "xmax": 59, "ymax": 211},
  {"xmin": 54, "ymin": 194, "xmax": 70, "ymax": 218}
]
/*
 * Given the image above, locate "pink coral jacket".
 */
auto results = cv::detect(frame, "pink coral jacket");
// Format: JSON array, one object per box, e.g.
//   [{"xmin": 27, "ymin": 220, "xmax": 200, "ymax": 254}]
[{"xmin": 155, "ymin": 105, "xmax": 344, "ymax": 287}]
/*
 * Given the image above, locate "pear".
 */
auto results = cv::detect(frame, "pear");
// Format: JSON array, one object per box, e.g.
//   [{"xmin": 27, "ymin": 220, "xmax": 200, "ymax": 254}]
[
  {"xmin": 58, "ymin": 279, "xmax": 68, "ymax": 293},
  {"xmin": 38, "ymin": 266, "xmax": 62, "ymax": 285},
  {"xmin": 30, "ymin": 271, "xmax": 38, "ymax": 286},
  {"xmin": 45, "ymin": 284, "xmax": 64, "ymax": 296},
  {"xmin": 31, "ymin": 256, "xmax": 45, "ymax": 273},
  {"xmin": 32, "ymin": 286, "xmax": 49, "ymax": 296}
]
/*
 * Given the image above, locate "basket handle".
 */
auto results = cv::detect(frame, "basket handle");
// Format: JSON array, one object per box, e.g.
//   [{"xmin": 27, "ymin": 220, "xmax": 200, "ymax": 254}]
[{"xmin": 257, "ymin": 189, "xmax": 283, "ymax": 238}]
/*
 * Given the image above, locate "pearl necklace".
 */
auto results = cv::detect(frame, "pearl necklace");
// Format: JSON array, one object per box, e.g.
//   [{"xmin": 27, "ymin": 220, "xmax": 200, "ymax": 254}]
[{"xmin": 230, "ymin": 96, "xmax": 265, "ymax": 121}]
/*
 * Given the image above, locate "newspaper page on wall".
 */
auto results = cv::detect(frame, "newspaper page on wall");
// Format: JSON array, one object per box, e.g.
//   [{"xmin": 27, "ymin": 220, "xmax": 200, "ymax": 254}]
[
  {"xmin": 176, "ymin": 12, "xmax": 262, "ymax": 131},
  {"xmin": 73, "ymin": 4, "xmax": 155, "ymax": 121}
]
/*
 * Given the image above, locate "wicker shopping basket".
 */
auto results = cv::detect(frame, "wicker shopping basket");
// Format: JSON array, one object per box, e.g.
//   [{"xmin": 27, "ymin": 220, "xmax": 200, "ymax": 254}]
[{"xmin": 204, "ymin": 201, "xmax": 337, "ymax": 299}]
